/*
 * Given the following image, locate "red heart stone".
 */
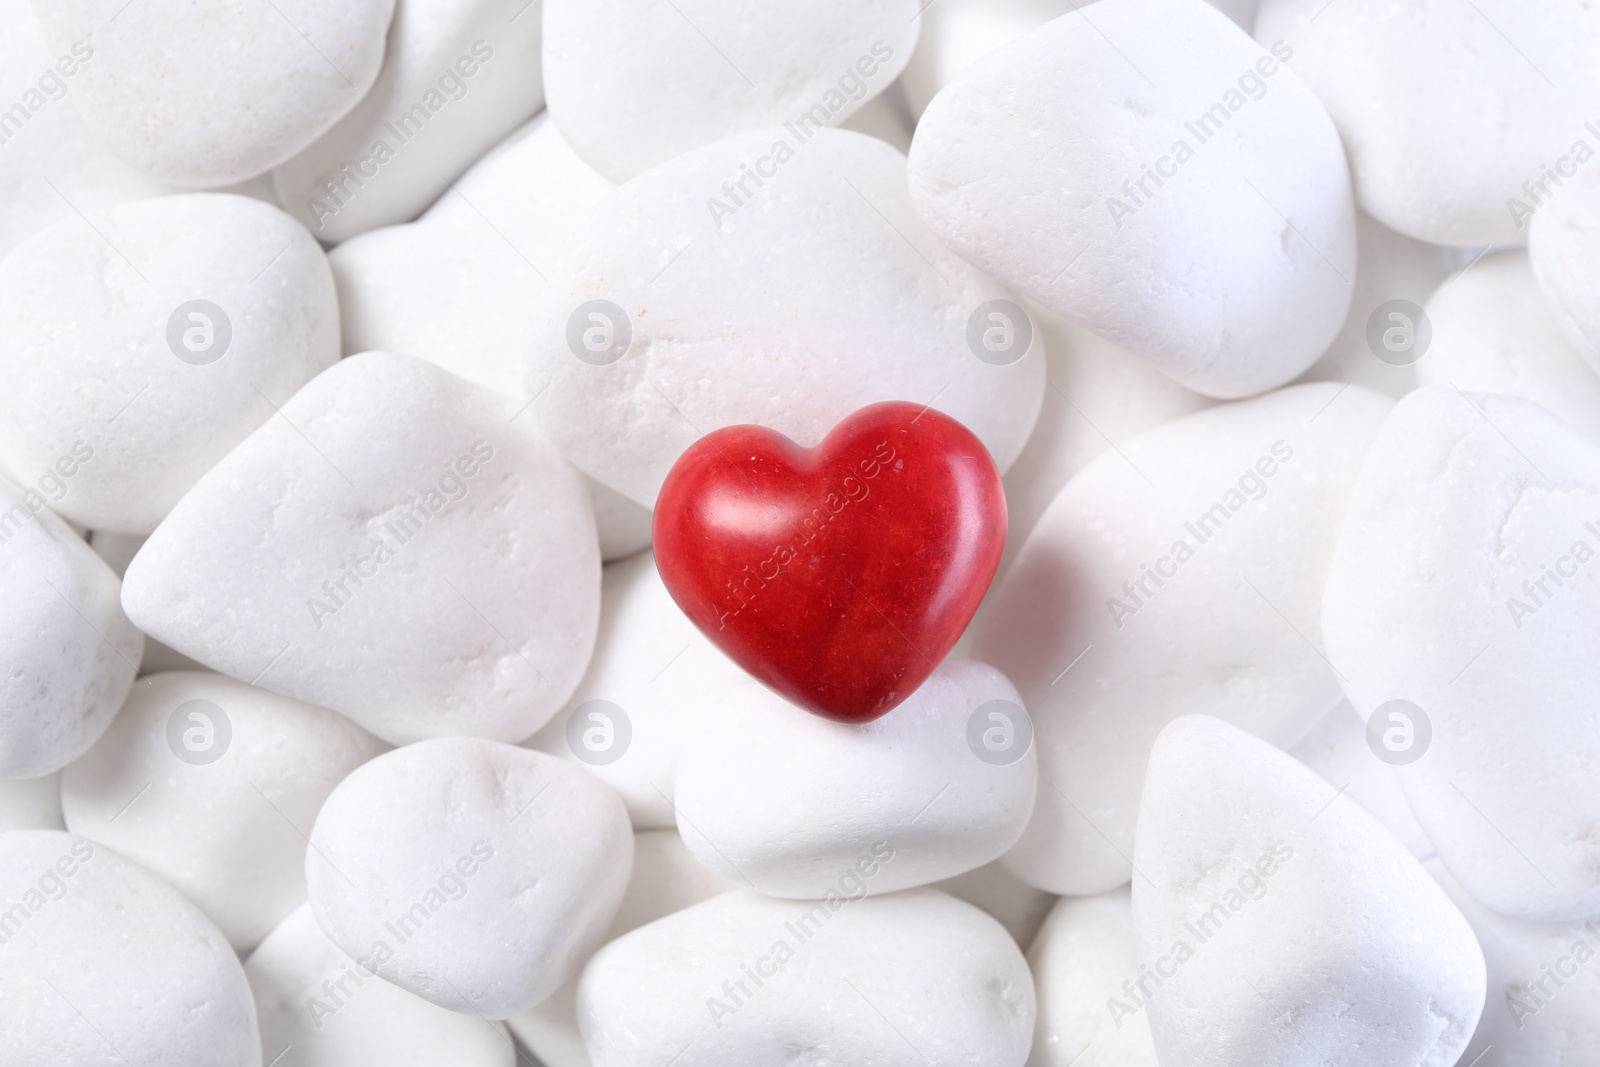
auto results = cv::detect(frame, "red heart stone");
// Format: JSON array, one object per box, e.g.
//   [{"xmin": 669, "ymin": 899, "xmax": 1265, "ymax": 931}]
[{"xmin": 653, "ymin": 401, "xmax": 1007, "ymax": 723}]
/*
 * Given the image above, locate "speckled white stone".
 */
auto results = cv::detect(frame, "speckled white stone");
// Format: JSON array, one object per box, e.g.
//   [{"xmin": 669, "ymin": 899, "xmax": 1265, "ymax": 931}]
[
  {"xmin": 61, "ymin": 671, "xmax": 386, "ymax": 950},
  {"xmin": 577, "ymin": 888, "xmax": 1035, "ymax": 1067},
  {"xmin": 674, "ymin": 659, "xmax": 1036, "ymax": 898},
  {"xmin": 0, "ymin": 478, "xmax": 142, "ymax": 778},
  {"xmin": 1324, "ymin": 386, "xmax": 1600, "ymax": 922},
  {"xmin": 909, "ymin": 0, "xmax": 1355, "ymax": 399},
  {"xmin": 527, "ymin": 126, "xmax": 1045, "ymax": 508},
  {"xmin": 0, "ymin": 193, "xmax": 339, "ymax": 533},
  {"xmin": 306, "ymin": 738, "xmax": 633, "ymax": 1019},
  {"xmin": 975, "ymin": 382, "xmax": 1391, "ymax": 894},
  {"xmin": 1132, "ymin": 715, "xmax": 1484, "ymax": 1067},
  {"xmin": 121, "ymin": 351, "xmax": 600, "ymax": 745},
  {"xmin": 247, "ymin": 903, "xmax": 515, "ymax": 1067},
  {"xmin": 0, "ymin": 829, "xmax": 261, "ymax": 1065},
  {"xmin": 31, "ymin": 0, "xmax": 394, "ymax": 187},
  {"xmin": 273, "ymin": 0, "xmax": 544, "ymax": 243},
  {"xmin": 542, "ymin": 0, "xmax": 918, "ymax": 181}
]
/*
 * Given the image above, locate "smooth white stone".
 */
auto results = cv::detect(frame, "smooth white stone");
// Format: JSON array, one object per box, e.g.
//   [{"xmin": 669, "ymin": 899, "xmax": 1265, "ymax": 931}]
[
  {"xmin": 0, "ymin": 829, "xmax": 261, "ymax": 1065},
  {"xmin": 577, "ymin": 888, "xmax": 1035, "ymax": 1067},
  {"xmin": 1323, "ymin": 386, "xmax": 1600, "ymax": 921},
  {"xmin": 87, "ymin": 530, "xmax": 205, "ymax": 673},
  {"xmin": 61, "ymin": 670, "xmax": 386, "ymax": 950},
  {"xmin": 31, "ymin": 0, "xmax": 394, "ymax": 187},
  {"xmin": 247, "ymin": 903, "xmax": 515, "ymax": 1067},
  {"xmin": 1132, "ymin": 715, "xmax": 1484, "ymax": 1067},
  {"xmin": 306, "ymin": 738, "xmax": 634, "ymax": 1019},
  {"xmin": 675, "ymin": 659, "xmax": 1036, "ymax": 898},
  {"xmin": 121, "ymin": 351, "xmax": 600, "ymax": 746},
  {"xmin": 1254, "ymin": 0, "xmax": 1600, "ymax": 246},
  {"xmin": 909, "ymin": 0, "xmax": 1355, "ymax": 399},
  {"xmin": 273, "ymin": 0, "xmax": 544, "ymax": 243},
  {"xmin": 542, "ymin": 0, "xmax": 918, "ymax": 181},
  {"xmin": 0, "ymin": 479, "xmax": 142, "ymax": 778},
  {"xmin": 527, "ymin": 126, "xmax": 1045, "ymax": 508},
  {"xmin": 1416, "ymin": 249, "xmax": 1600, "ymax": 443},
  {"xmin": 1026, "ymin": 888, "xmax": 1159, "ymax": 1067},
  {"xmin": 0, "ymin": 193, "xmax": 340, "ymax": 533},
  {"xmin": 976, "ymin": 382, "xmax": 1391, "ymax": 894}
]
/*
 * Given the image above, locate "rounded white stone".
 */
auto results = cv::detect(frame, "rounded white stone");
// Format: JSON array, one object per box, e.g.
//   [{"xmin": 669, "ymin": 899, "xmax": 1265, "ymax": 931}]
[
  {"xmin": 0, "ymin": 829, "xmax": 260, "ymax": 1065},
  {"xmin": 1254, "ymin": 0, "xmax": 1600, "ymax": 246},
  {"xmin": 526, "ymin": 552, "xmax": 741, "ymax": 828},
  {"xmin": 121, "ymin": 350, "xmax": 601, "ymax": 745},
  {"xmin": 1530, "ymin": 167, "xmax": 1600, "ymax": 372},
  {"xmin": 1323, "ymin": 386, "xmax": 1600, "ymax": 921},
  {"xmin": 61, "ymin": 670, "xmax": 386, "ymax": 950},
  {"xmin": 577, "ymin": 888, "xmax": 1035, "ymax": 1067},
  {"xmin": 543, "ymin": 0, "xmax": 918, "ymax": 182},
  {"xmin": 1132, "ymin": 715, "xmax": 1484, "ymax": 1067},
  {"xmin": 1416, "ymin": 249, "xmax": 1600, "ymax": 444},
  {"xmin": 674, "ymin": 659, "xmax": 1037, "ymax": 897},
  {"xmin": 508, "ymin": 829, "xmax": 739, "ymax": 1067},
  {"xmin": 273, "ymin": 0, "xmax": 545, "ymax": 243},
  {"xmin": 87, "ymin": 530, "xmax": 205, "ymax": 674},
  {"xmin": 0, "ymin": 479, "xmax": 142, "ymax": 778},
  {"xmin": 909, "ymin": 0, "xmax": 1355, "ymax": 399},
  {"xmin": 975, "ymin": 382, "xmax": 1391, "ymax": 894},
  {"xmin": 1295, "ymin": 211, "xmax": 1473, "ymax": 400},
  {"xmin": 247, "ymin": 902, "xmax": 515, "ymax": 1067},
  {"xmin": 1027, "ymin": 888, "xmax": 1159, "ymax": 1067},
  {"xmin": 527, "ymin": 126, "xmax": 1045, "ymax": 508},
  {"xmin": 31, "ymin": 0, "xmax": 394, "ymax": 187},
  {"xmin": 306, "ymin": 737, "xmax": 633, "ymax": 1019},
  {"xmin": 1427, "ymin": 859, "xmax": 1600, "ymax": 1066},
  {"xmin": 0, "ymin": 193, "xmax": 339, "ymax": 534}
]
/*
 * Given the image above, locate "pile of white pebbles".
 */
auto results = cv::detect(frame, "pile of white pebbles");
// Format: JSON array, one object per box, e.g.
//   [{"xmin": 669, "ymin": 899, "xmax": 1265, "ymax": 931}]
[{"xmin": 2, "ymin": 0, "xmax": 1598, "ymax": 1064}]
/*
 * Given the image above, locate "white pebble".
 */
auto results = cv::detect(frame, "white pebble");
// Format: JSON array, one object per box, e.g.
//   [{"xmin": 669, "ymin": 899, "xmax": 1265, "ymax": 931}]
[
  {"xmin": 122, "ymin": 351, "xmax": 600, "ymax": 745},
  {"xmin": 1027, "ymin": 888, "xmax": 1158, "ymax": 1067},
  {"xmin": 1416, "ymin": 249, "xmax": 1600, "ymax": 443},
  {"xmin": 577, "ymin": 888, "xmax": 1034, "ymax": 1067},
  {"xmin": 674, "ymin": 659, "xmax": 1036, "ymax": 897},
  {"xmin": 273, "ymin": 0, "xmax": 545, "ymax": 243},
  {"xmin": 1323, "ymin": 386, "xmax": 1600, "ymax": 921},
  {"xmin": 306, "ymin": 737, "xmax": 633, "ymax": 1018},
  {"xmin": 0, "ymin": 479, "xmax": 141, "ymax": 778},
  {"xmin": 976, "ymin": 382, "xmax": 1391, "ymax": 894},
  {"xmin": 1132, "ymin": 715, "xmax": 1484, "ymax": 1067},
  {"xmin": 0, "ymin": 829, "xmax": 260, "ymax": 1065},
  {"xmin": 247, "ymin": 903, "xmax": 515, "ymax": 1067},
  {"xmin": 542, "ymin": 0, "xmax": 918, "ymax": 181},
  {"xmin": 527, "ymin": 126, "xmax": 1044, "ymax": 507},
  {"xmin": 61, "ymin": 670, "xmax": 386, "ymax": 950},
  {"xmin": 31, "ymin": 0, "xmax": 394, "ymax": 187},
  {"xmin": 1254, "ymin": 0, "xmax": 1600, "ymax": 246},
  {"xmin": 909, "ymin": 0, "xmax": 1355, "ymax": 399},
  {"xmin": 0, "ymin": 193, "xmax": 339, "ymax": 533}
]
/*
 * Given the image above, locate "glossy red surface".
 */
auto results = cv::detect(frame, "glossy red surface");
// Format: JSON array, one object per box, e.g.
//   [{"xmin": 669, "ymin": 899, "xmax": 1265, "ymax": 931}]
[{"xmin": 653, "ymin": 401, "xmax": 1007, "ymax": 723}]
